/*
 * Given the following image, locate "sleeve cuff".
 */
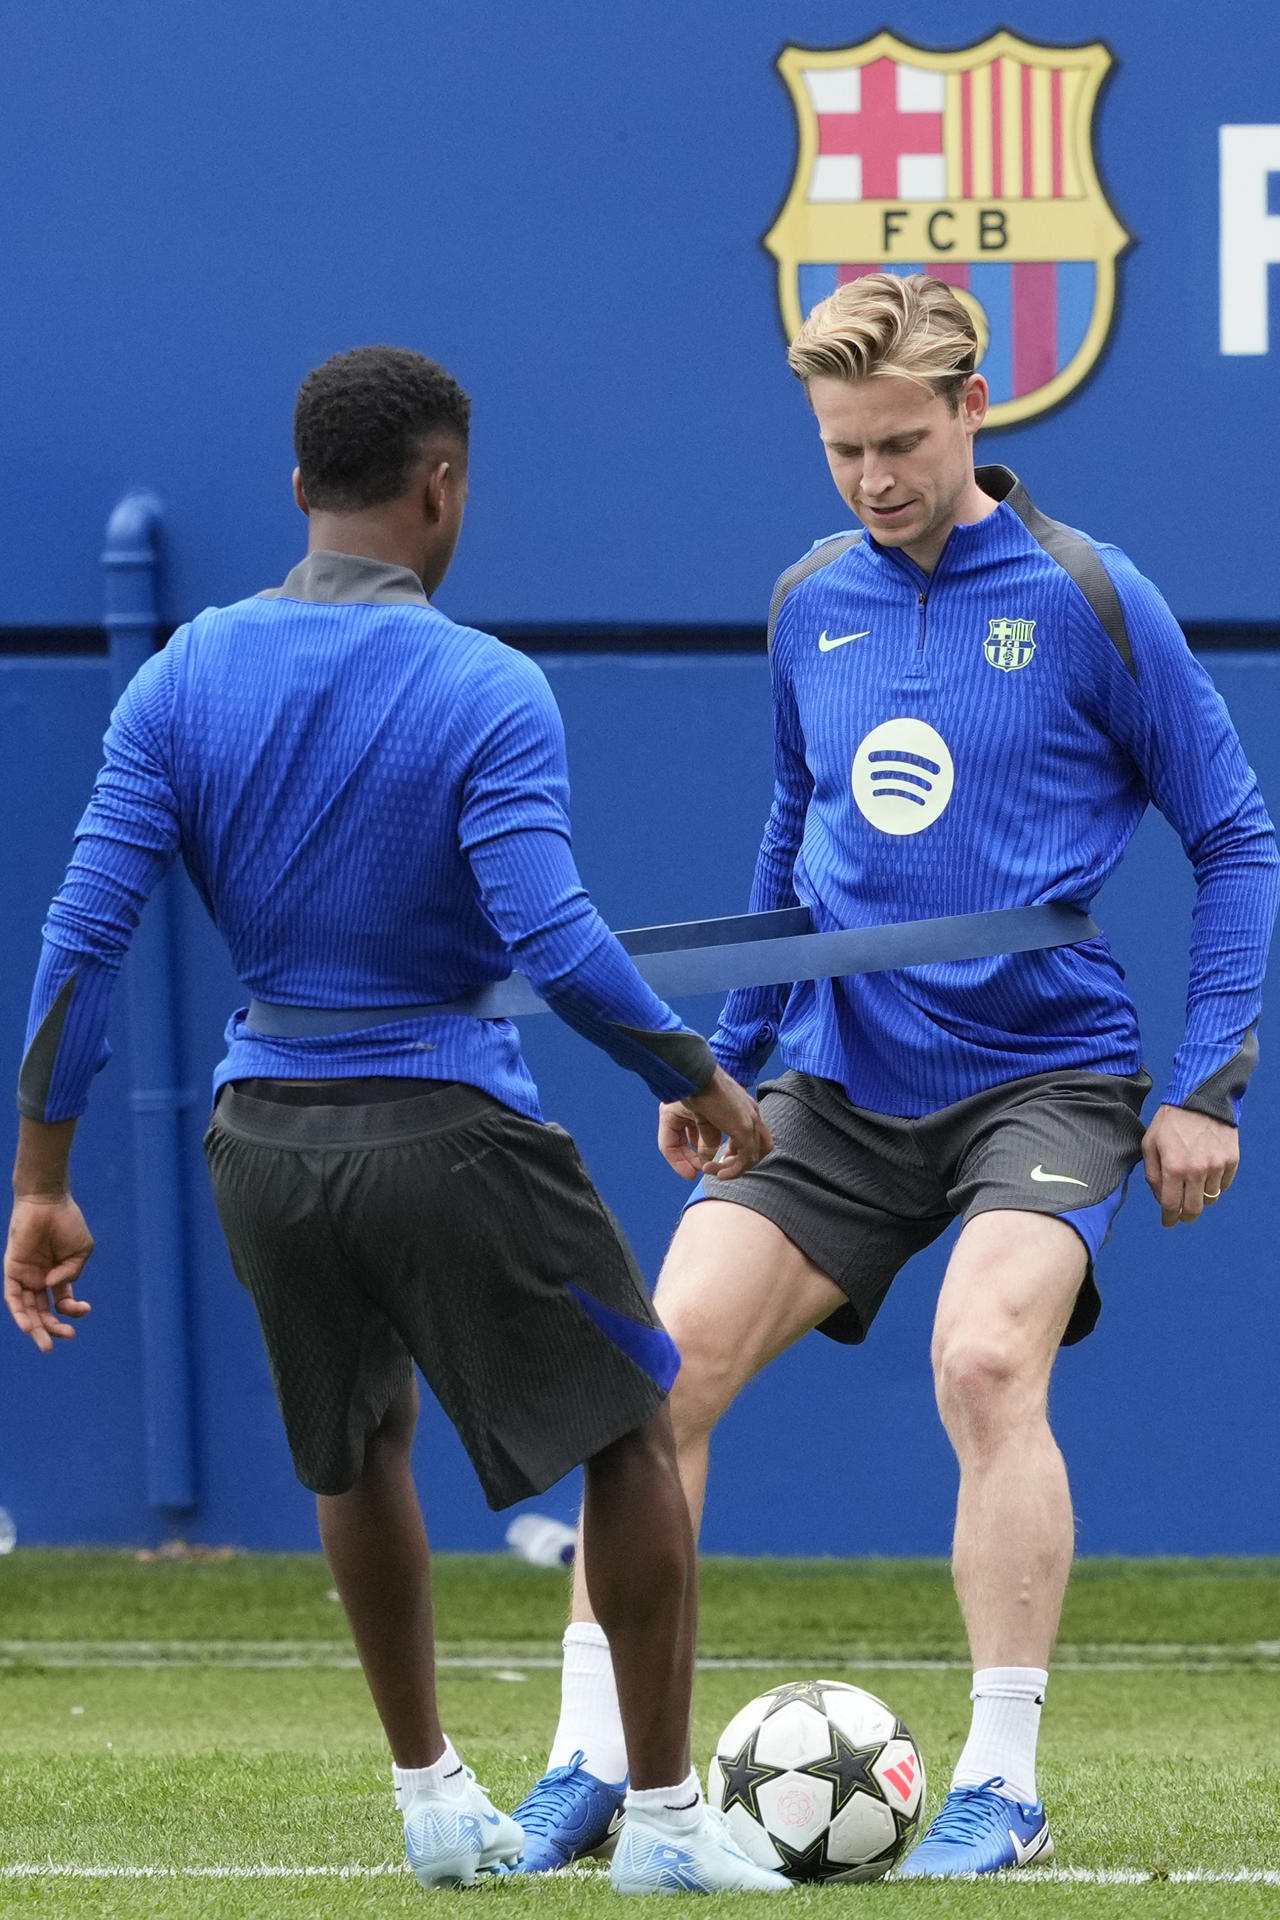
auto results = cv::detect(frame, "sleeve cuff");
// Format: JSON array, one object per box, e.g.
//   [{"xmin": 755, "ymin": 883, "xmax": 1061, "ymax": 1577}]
[
  {"xmin": 613, "ymin": 1024, "xmax": 716, "ymax": 1096},
  {"xmin": 1163, "ymin": 1028, "xmax": 1258, "ymax": 1125}
]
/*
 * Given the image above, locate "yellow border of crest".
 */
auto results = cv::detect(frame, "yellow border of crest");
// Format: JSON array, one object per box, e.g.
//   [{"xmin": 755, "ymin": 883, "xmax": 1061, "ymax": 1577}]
[{"xmin": 763, "ymin": 30, "xmax": 1131, "ymax": 427}]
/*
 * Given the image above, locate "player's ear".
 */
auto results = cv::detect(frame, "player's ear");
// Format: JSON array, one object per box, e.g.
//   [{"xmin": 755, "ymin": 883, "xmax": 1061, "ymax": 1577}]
[
  {"xmin": 959, "ymin": 374, "xmax": 988, "ymax": 437},
  {"xmin": 292, "ymin": 467, "xmax": 310, "ymax": 517},
  {"xmin": 422, "ymin": 459, "xmax": 453, "ymax": 525}
]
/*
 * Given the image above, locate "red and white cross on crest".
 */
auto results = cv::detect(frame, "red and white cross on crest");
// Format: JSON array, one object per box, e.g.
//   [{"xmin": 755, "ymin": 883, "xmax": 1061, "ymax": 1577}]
[{"xmin": 808, "ymin": 57, "xmax": 945, "ymax": 202}]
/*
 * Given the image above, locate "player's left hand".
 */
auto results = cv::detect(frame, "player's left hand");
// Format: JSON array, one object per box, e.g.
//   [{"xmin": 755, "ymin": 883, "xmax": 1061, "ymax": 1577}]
[
  {"xmin": 4, "ymin": 1195, "xmax": 94, "ymax": 1351},
  {"xmin": 1140, "ymin": 1103, "xmax": 1238, "ymax": 1227}
]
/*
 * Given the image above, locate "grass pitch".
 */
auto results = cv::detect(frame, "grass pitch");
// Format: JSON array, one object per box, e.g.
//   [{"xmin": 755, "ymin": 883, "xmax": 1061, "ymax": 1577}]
[{"xmin": 1, "ymin": 1554, "xmax": 1278, "ymax": 1917}]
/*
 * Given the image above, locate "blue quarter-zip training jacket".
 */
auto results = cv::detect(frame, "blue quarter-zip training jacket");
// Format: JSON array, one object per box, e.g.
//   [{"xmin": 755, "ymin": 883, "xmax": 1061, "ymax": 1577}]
[{"xmin": 712, "ymin": 466, "xmax": 1279, "ymax": 1122}]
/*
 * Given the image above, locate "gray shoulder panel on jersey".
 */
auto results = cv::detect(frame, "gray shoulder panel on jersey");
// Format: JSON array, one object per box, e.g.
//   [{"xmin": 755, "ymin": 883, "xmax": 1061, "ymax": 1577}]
[
  {"xmin": 1178, "ymin": 1027, "xmax": 1259, "ymax": 1125},
  {"xmin": 17, "ymin": 975, "xmax": 77, "ymax": 1122},
  {"xmin": 766, "ymin": 533, "xmax": 864, "ymax": 651},
  {"xmin": 613, "ymin": 1024, "xmax": 717, "ymax": 1092},
  {"xmin": 976, "ymin": 463, "xmax": 1135, "ymax": 677}
]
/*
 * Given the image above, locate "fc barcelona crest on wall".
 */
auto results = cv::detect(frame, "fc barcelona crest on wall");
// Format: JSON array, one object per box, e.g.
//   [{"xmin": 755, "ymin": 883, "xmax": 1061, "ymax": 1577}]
[{"xmin": 764, "ymin": 30, "xmax": 1131, "ymax": 426}]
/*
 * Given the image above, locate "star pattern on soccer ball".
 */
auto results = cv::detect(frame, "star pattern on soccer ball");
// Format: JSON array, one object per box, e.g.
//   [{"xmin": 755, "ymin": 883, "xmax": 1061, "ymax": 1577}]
[
  {"xmin": 800, "ymin": 1725, "xmax": 888, "ymax": 1814},
  {"xmin": 760, "ymin": 1679, "xmax": 843, "ymax": 1716},
  {"xmin": 769, "ymin": 1832, "xmax": 835, "ymax": 1883},
  {"xmin": 888, "ymin": 1802, "xmax": 921, "ymax": 1847},
  {"xmin": 716, "ymin": 1734, "xmax": 776, "ymax": 1823}
]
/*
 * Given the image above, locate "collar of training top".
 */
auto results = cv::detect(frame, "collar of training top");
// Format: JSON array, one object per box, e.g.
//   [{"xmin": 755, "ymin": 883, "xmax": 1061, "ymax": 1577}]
[{"xmin": 271, "ymin": 549, "xmax": 430, "ymax": 607}]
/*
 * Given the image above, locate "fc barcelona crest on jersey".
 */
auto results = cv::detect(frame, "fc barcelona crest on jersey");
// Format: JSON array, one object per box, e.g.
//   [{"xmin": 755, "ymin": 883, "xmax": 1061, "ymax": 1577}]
[
  {"xmin": 763, "ymin": 30, "xmax": 1131, "ymax": 427},
  {"xmin": 984, "ymin": 617, "xmax": 1037, "ymax": 670}
]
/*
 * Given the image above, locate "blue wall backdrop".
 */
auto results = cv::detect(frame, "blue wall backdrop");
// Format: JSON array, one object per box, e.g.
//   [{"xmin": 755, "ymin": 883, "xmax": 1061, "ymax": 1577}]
[
  {"xmin": 2, "ymin": 649, "xmax": 1278, "ymax": 1554},
  {"xmin": 1, "ymin": 0, "xmax": 1278, "ymax": 1552},
  {"xmin": 0, "ymin": 0, "xmax": 1274, "ymax": 629}
]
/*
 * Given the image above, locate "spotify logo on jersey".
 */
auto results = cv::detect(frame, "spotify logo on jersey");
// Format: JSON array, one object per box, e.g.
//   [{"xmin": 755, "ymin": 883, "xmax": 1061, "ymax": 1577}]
[{"xmin": 852, "ymin": 719, "xmax": 955, "ymax": 835}]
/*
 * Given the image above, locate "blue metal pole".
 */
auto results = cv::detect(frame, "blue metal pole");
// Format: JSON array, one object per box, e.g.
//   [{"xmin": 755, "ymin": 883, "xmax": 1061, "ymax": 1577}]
[{"xmin": 102, "ymin": 495, "xmax": 197, "ymax": 1521}]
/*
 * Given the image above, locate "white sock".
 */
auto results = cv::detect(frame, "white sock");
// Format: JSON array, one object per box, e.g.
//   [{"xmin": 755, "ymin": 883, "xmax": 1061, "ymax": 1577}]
[
  {"xmin": 625, "ymin": 1769, "xmax": 703, "ymax": 1828},
  {"xmin": 951, "ymin": 1668, "xmax": 1047, "ymax": 1805},
  {"xmin": 547, "ymin": 1622, "xmax": 628, "ymax": 1783},
  {"xmin": 392, "ymin": 1735, "xmax": 464, "ymax": 1808}
]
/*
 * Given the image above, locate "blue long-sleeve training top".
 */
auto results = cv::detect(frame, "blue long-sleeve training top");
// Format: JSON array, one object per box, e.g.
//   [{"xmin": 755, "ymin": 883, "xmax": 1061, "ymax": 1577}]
[
  {"xmin": 712, "ymin": 466, "xmax": 1280, "ymax": 1123},
  {"xmin": 19, "ymin": 550, "xmax": 715, "ymax": 1123}
]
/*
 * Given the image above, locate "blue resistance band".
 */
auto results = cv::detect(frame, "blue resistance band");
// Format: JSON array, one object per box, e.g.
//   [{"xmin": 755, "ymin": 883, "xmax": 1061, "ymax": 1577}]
[{"xmin": 245, "ymin": 901, "xmax": 1098, "ymax": 1039}]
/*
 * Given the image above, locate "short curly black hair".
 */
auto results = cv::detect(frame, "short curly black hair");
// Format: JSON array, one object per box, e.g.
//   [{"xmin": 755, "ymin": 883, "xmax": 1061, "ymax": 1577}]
[{"xmin": 293, "ymin": 346, "xmax": 471, "ymax": 512}]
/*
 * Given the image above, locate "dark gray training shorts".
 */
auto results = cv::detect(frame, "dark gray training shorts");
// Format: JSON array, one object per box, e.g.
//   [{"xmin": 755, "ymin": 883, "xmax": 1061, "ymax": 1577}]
[
  {"xmin": 204, "ymin": 1080, "xmax": 677, "ymax": 1508},
  {"xmin": 692, "ymin": 1066, "xmax": 1152, "ymax": 1346}
]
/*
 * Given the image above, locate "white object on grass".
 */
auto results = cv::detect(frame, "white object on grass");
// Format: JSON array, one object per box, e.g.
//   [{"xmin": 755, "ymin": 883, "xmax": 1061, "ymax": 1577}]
[{"xmin": 506, "ymin": 1513, "xmax": 576, "ymax": 1567}]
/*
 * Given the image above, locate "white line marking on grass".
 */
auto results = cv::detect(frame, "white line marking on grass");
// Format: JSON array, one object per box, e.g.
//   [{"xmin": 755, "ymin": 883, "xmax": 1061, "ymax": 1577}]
[
  {"xmin": 4, "ymin": 1640, "xmax": 1280, "ymax": 1674},
  {"xmin": 3, "ymin": 1865, "xmax": 1280, "ymax": 1885},
  {"xmin": 977, "ymin": 1870, "xmax": 1280, "ymax": 1886},
  {"xmin": 0, "ymin": 1866, "xmax": 410, "ymax": 1880}
]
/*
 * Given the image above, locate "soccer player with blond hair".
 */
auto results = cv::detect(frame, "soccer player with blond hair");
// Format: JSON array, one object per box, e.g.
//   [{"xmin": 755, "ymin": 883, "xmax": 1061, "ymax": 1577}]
[{"xmin": 513, "ymin": 274, "xmax": 1279, "ymax": 1878}]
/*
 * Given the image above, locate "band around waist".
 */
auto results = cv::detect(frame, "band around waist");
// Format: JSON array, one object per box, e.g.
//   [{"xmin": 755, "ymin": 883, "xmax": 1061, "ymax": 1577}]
[{"xmin": 242, "ymin": 902, "xmax": 1099, "ymax": 1044}]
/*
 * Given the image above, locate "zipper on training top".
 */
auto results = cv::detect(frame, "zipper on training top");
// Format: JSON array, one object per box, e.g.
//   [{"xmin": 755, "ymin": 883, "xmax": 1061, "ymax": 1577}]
[{"xmin": 873, "ymin": 539, "xmax": 934, "ymax": 673}]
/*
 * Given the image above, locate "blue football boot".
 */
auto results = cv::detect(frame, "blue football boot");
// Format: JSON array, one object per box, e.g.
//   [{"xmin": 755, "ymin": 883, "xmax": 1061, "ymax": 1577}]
[
  {"xmin": 896, "ymin": 1777, "xmax": 1053, "ymax": 1877},
  {"xmin": 509, "ymin": 1751, "xmax": 628, "ymax": 1872}
]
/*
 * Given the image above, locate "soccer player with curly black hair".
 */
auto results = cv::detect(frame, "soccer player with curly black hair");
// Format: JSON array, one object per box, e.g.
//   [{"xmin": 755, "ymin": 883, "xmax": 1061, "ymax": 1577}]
[{"xmin": 4, "ymin": 344, "xmax": 786, "ymax": 1896}]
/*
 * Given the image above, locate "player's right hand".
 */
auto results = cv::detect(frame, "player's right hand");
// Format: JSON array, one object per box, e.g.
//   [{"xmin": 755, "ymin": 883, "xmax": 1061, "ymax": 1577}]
[
  {"xmin": 4, "ymin": 1195, "xmax": 94, "ymax": 1352},
  {"xmin": 658, "ymin": 1068, "xmax": 773, "ymax": 1182}
]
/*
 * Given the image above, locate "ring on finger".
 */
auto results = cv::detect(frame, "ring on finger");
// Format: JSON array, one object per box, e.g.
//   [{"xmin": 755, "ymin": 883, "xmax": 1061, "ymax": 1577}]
[{"xmin": 1204, "ymin": 1187, "xmax": 1222, "ymax": 1202}]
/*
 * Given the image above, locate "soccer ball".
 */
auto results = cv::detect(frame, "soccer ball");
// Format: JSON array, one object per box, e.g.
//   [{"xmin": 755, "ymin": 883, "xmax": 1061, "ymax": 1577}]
[{"xmin": 708, "ymin": 1679, "xmax": 925, "ymax": 1883}]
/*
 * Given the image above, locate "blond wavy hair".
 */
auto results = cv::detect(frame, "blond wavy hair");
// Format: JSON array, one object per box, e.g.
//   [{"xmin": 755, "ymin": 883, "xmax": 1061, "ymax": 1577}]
[{"xmin": 788, "ymin": 273, "xmax": 978, "ymax": 408}]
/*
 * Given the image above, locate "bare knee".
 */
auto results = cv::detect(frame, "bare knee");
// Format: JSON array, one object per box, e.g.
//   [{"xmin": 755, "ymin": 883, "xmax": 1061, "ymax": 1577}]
[
  {"xmin": 650, "ymin": 1200, "xmax": 837, "ymax": 1456},
  {"xmin": 663, "ymin": 1315, "xmax": 742, "ymax": 1451},
  {"xmin": 933, "ymin": 1332, "xmax": 1040, "ymax": 1452}
]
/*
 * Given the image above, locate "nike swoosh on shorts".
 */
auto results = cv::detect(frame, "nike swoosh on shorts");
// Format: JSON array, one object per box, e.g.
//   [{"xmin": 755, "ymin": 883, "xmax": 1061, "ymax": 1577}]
[{"xmin": 1029, "ymin": 1165, "xmax": 1089, "ymax": 1186}]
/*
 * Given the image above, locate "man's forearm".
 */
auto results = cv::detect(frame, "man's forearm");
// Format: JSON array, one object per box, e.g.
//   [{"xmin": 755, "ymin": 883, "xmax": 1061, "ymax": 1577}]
[{"xmin": 13, "ymin": 1116, "xmax": 78, "ymax": 1198}]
